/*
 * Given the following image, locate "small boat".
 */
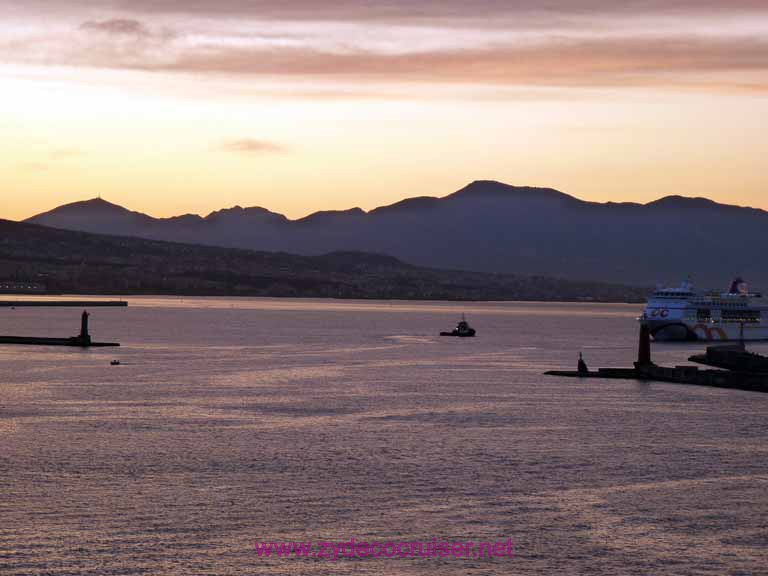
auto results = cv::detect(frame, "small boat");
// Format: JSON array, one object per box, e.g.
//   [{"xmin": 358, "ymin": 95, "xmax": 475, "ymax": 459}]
[
  {"xmin": 110, "ymin": 359, "xmax": 121, "ymax": 366},
  {"xmin": 440, "ymin": 315, "xmax": 476, "ymax": 337}
]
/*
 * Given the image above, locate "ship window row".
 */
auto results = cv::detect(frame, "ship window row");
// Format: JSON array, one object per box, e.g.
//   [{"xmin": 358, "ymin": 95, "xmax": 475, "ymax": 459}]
[
  {"xmin": 691, "ymin": 301, "xmax": 747, "ymax": 308},
  {"xmin": 720, "ymin": 310, "xmax": 762, "ymax": 322},
  {"xmin": 686, "ymin": 310, "xmax": 762, "ymax": 323},
  {"xmin": 0, "ymin": 284, "xmax": 42, "ymax": 289}
]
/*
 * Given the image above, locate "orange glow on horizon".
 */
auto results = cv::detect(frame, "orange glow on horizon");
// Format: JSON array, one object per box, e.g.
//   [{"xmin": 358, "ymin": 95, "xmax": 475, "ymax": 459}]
[{"xmin": 1, "ymin": 4, "xmax": 767, "ymax": 220}]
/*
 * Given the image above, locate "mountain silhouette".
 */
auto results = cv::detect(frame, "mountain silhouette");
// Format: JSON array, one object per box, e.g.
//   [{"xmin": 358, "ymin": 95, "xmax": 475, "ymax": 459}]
[
  {"xmin": 26, "ymin": 181, "xmax": 768, "ymax": 288},
  {"xmin": 0, "ymin": 218, "xmax": 646, "ymax": 301}
]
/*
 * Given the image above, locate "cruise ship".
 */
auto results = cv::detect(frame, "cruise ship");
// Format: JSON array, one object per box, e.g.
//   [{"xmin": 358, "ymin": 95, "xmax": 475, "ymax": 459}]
[{"xmin": 641, "ymin": 278, "xmax": 768, "ymax": 341}]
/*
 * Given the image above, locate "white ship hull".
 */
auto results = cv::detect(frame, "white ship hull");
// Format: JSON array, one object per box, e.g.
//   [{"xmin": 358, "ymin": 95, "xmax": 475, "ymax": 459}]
[
  {"xmin": 642, "ymin": 279, "xmax": 768, "ymax": 342},
  {"xmin": 647, "ymin": 320, "xmax": 768, "ymax": 342}
]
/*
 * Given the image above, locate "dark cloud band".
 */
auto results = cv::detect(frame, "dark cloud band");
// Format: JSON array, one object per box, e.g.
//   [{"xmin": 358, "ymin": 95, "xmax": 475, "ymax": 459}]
[
  {"xmin": 67, "ymin": 34, "xmax": 768, "ymax": 92},
  {"xmin": 8, "ymin": 0, "xmax": 768, "ymax": 22}
]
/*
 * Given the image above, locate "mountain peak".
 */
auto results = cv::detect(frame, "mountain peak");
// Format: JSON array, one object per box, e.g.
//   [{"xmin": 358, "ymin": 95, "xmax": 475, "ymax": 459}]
[
  {"xmin": 297, "ymin": 207, "xmax": 366, "ymax": 224},
  {"xmin": 646, "ymin": 195, "xmax": 765, "ymax": 215},
  {"xmin": 647, "ymin": 195, "xmax": 718, "ymax": 208},
  {"xmin": 204, "ymin": 205, "xmax": 287, "ymax": 222},
  {"xmin": 65, "ymin": 197, "xmax": 125, "ymax": 210},
  {"xmin": 29, "ymin": 197, "xmax": 135, "ymax": 220},
  {"xmin": 449, "ymin": 180, "xmax": 576, "ymax": 202}
]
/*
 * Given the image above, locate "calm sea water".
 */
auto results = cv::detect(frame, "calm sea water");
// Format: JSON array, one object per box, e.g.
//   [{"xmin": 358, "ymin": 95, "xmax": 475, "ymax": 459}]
[{"xmin": 1, "ymin": 297, "xmax": 767, "ymax": 575}]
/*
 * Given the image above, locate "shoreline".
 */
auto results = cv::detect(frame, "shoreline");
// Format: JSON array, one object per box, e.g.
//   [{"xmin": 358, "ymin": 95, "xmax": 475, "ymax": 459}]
[{"xmin": 0, "ymin": 292, "xmax": 646, "ymax": 305}]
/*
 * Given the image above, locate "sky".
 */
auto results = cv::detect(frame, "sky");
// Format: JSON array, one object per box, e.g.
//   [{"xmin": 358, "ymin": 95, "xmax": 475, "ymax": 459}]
[{"xmin": 1, "ymin": 1, "xmax": 767, "ymax": 220}]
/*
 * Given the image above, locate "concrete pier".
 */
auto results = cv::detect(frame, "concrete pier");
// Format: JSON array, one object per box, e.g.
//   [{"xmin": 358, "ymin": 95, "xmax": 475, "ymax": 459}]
[
  {"xmin": 0, "ymin": 309, "xmax": 120, "ymax": 348},
  {"xmin": 545, "ymin": 322, "xmax": 768, "ymax": 394},
  {"xmin": 0, "ymin": 300, "xmax": 127, "ymax": 307},
  {"xmin": 0, "ymin": 336, "xmax": 119, "ymax": 348}
]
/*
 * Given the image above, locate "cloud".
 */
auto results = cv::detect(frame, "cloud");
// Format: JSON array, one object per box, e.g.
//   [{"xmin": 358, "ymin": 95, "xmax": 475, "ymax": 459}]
[
  {"xmin": 133, "ymin": 35, "xmax": 768, "ymax": 93},
  {"xmin": 80, "ymin": 19, "xmax": 151, "ymax": 36},
  {"xmin": 4, "ymin": 26, "xmax": 768, "ymax": 94},
  {"xmin": 14, "ymin": 1, "xmax": 768, "ymax": 22},
  {"xmin": 1, "ymin": 3, "xmax": 767, "ymax": 97},
  {"xmin": 220, "ymin": 139, "xmax": 288, "ymax": 154}
]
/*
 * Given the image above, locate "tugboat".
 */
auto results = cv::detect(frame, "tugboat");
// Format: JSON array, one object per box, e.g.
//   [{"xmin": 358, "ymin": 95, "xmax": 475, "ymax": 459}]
[{"xmin": 440, "ymin": 315, "xmax": 476, "ymax": 337}]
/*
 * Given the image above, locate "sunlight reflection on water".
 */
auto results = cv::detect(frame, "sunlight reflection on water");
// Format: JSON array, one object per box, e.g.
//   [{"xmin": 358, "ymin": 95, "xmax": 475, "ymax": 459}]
[{"xmin": 1, "ymin": 297, "xmax": 767, "ymax": 575}]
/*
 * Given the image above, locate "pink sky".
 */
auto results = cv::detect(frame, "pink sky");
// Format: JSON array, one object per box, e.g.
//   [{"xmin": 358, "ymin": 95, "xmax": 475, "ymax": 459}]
[{"xmin": 1, "ymin": 1, "xmax": 766, "ymax": 219}]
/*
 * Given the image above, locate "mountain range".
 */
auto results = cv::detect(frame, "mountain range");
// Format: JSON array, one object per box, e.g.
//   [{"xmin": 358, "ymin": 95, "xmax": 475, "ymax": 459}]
[
  {"xmin": 25, "ymin": 181, "xmax": 768, "ymax": 288},
  {"xmin": 0, "ymin": 219, "xmax": 646, "ymax": 302}
]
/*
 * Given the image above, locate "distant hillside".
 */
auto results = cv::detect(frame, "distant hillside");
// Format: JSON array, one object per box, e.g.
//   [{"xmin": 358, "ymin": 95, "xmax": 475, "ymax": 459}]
[
  {"xmin": 26, "ymin": 181, "xmax": 767, "ymax": 289},
  {"xmin": 0, "ymin": 219, "xmax": 646, "ymax": 302}
]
